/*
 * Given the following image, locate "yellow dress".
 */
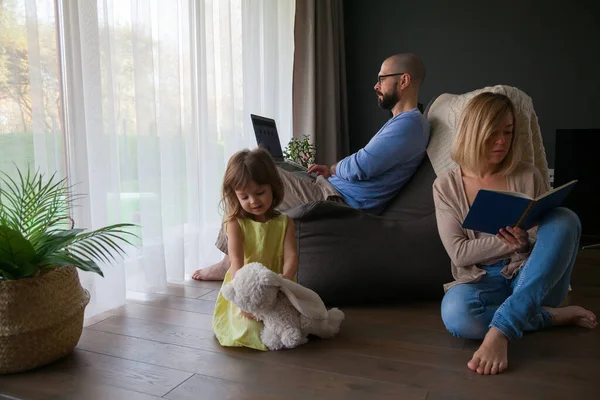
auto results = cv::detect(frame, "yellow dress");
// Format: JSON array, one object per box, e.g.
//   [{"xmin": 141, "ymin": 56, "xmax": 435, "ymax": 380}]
[{"xmin": 212, "ymin": 213, "xmax": 288, "ymax": 350}]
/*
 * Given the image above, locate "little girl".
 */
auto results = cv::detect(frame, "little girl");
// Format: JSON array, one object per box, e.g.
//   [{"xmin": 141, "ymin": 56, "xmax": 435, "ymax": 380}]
[{"xmin": 212, "ymin": 147, "xmax": 298, "ymax": 350}]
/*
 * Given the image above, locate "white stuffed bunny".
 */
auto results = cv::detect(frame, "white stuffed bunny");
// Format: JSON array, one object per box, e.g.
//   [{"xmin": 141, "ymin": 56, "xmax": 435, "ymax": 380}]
[{"xmin": 221, "ymin": 262, "xmax": 345, "ymax": 350}]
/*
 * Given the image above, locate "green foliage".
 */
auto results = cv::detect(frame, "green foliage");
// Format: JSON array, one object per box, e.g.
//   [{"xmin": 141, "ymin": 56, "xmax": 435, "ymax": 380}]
[
  {"xmin": 0, "ymin": 168, "xmax": 137, "ymax": 280},
  {"xmin": 283, "ymin": 135, "xmax": 316, "ymax": 168}
]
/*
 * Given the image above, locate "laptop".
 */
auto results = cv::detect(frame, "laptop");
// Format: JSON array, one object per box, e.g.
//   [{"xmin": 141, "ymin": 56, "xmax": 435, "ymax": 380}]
[{"xmin": 250, "ymin": 114, "xmax": 307, "ymax": 172}]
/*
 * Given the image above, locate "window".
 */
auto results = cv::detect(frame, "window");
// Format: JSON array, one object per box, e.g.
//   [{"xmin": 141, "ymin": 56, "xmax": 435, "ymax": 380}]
[
  {"xmin": 1, "ymin": 0, "xmax": 295, "ymax": 317},
  {"xmin": 0, "ymin": 0, "xmax": 65, "ymax": 177}
]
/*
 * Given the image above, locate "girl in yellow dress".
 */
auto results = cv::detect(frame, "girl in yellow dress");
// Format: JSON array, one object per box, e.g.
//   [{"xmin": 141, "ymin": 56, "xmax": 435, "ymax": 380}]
[{"xmin": 212, "ymin": 147, "xmax": 298, "ymax": 350}]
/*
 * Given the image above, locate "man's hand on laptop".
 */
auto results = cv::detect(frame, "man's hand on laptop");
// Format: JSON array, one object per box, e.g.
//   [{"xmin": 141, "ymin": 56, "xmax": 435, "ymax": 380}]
[{"xmin": 307, "ymin": 164, "xmax": 331, "ymax": 178}]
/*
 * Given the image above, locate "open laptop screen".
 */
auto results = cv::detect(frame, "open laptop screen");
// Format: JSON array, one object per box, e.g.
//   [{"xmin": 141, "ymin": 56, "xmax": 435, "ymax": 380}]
[{"xmin": 250, "ymin": 114, "xmax": 284, "ymax": 160}]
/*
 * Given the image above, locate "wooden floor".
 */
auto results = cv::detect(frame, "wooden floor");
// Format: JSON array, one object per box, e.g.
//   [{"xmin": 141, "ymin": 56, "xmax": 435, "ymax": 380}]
[{"xmin": 1, "ymin": 251, "xmax": 599, "ymax": 400}]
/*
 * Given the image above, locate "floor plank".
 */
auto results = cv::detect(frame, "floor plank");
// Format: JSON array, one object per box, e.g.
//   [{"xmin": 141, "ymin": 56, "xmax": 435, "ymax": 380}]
[
  {"xmin": 165, "ymin": 374, "xmax": 301, "ymax": 400},
  {"xmin": 2, "ymin": 248, "xmax": 599, "ymax": 400},
  {"xmin": 126, "ymin": 291, "xmax": 215, "ymax": 314},
  {"xmin": 181, "ymin": 279, "xmax": 222, "ymax": 290},
  {"xmin": 117, "ymin": 302, "xmax": 213, "ymax": 330},
  {"xmin": 88, "ymin": 315, "xmax": 223, "ymax": 353},
  {"xmin": 87, "ymin": 314, "xmax": 461, "ymax": 359},
  {"xmin": 78, "ymin": 327, "xmax": 596, "ymax": 400},
  {"xmin": 341, "ymin": 319, "xmax": 464, "ymax": 349},
  {"xmin": 88, "ymin": 312, "xmax": 599, "ymax": 398},
  {"xmin": 571, "ymin": 249, "xmax": 600, "ymax": 286},
  {"xmin": 150, "ymin": 284, "xmax": 215, "ymax": 299},
  {"xmin": 0, "ymin": 349, "xmax": 191, "ymax": 398},
  {"xmin": 341, "ymin": 303, "xmax": 447, "ymax": 331},
  {"xmin": 76, "ymin": 329, "xmax": 428, "ymax": 399},
  {"xmin": 197, "ymin": 289, "xmax": 220, "ymax": 301},
  {"xmin": 87, "ymin": 314, "xmax": 468, "ymax": 374},
  {"xmin": 83, "ymin": 306, "xmax": 124, "ymax": 327},
  {"xmin": 165, "ymin": 372, "xmax": 427, "ymax": 400},
  {"xmin": 0, "ymin": 369, "xmax": 162, "ymax": 400},
  {"xmin": 256, "ymin": 343, "xmax": 596, "ymax": 400}
]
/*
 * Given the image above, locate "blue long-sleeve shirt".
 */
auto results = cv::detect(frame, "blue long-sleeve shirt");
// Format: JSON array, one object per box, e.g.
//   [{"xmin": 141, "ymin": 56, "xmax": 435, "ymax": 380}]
[{"xmin": 328, "ymin": 108, "xmax": 430, "ymax": 214}]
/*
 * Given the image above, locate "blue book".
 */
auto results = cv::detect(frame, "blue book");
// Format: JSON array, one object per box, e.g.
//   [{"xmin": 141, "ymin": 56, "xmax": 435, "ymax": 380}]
[{"xmin": 462, "ymin": 180, "xmax": 578, "ymax": 235}]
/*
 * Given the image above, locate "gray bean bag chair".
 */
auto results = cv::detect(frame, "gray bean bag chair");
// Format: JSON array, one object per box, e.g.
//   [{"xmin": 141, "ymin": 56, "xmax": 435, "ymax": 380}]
[
  {"xmin": 290, "ymin": 86, "xmax": 549, "ymax": 306},
  {"xmin": 286, "ymin": 155, "xmax": 452, "ymax": 306}
]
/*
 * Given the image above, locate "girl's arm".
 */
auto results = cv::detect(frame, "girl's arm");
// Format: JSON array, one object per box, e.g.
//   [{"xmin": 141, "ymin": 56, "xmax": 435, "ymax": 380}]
[
  {"xmin": 227, "ymin": 219, "xmax": 244, "ymax": 279},
  {"xmin": 227, "ymin": 219, "xmax": 255, "ymax": 320},
  {"xmin": 281, "ymin": 216, "xmax": 298, "ymax": 280}
]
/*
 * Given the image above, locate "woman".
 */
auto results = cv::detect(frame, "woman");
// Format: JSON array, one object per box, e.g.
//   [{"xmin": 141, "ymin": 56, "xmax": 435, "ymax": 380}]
[{"xmin": 433, "ymin": 92, "xmax": 597, "ymax": 375}]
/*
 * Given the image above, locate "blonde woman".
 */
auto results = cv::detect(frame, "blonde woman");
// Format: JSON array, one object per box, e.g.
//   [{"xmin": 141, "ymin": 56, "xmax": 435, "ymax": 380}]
[{"xmin": 433, "ymin": 92, "xmax": 597, "ymax": 375}]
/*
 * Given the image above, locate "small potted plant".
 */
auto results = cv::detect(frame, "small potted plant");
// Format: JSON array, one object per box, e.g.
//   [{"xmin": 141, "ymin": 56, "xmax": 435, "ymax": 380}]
[
  {"xmin": 0, "ymin": 169, "xmax": 135, "ymax": 374},
  {"xmin": 283, "ymin": 135, "xmax": 316, "ymax": 168}
]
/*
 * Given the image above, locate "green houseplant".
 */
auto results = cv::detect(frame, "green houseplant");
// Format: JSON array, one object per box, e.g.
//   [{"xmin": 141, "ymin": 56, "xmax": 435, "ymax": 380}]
[
  {"xmin": 283, "ymin": 135, "xmax": 316, "ymax": 168},
  {"xmin": 0, "ymin": 168, "xmax": 136, "ymax": 374}
]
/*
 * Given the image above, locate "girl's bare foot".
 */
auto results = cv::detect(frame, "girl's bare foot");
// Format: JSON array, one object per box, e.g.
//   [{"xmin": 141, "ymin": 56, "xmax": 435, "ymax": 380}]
[
  {"xmin": 543, "ymin": 305, "xmax": 598, "ymax": 329},
  {"xmin": 468, "ymin": 327, "xmax": 508, "ymax": 375},
  {"xmin": 192, "ymin": 256, "xmax": 229, "ymax": 281}
]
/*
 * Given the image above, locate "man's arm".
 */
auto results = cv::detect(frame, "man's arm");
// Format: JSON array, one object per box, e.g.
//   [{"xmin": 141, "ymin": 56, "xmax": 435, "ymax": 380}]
[{"xmin": 334, "ymin": 115, "xmax": 423, "ymax": 182}]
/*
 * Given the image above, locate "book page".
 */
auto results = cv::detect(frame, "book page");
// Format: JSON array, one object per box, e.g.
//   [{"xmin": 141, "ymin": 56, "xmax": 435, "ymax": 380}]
[
  {"xmin": 535, "ymin": 180, "xmax": 578, "ymax": 201},
  {"xmin": 518, "ymin": 180, "xmax": 578, "ymax": 230},
  {"xmin": 488, "ymin": 189, "xmax": 532, "ymax": 200}
]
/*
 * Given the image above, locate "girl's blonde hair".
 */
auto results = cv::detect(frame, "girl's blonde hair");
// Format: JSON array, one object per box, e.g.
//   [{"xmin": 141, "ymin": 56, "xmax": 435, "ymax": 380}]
[
  {"xmin": 221, "ymin": 147, "xmax": 284, "ymax": 223},
  {"xmin": 451, "ymin": 92, "xmax": 520, "ymax": 176}
]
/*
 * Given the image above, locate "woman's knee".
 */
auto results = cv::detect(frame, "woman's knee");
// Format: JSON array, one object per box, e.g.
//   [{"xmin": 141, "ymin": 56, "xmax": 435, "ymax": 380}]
[
  {"xmin": 441, "ymin": 286, "xmax": 489, "ymax": 340},
  {"xmin": 540, "ymin": 207, "xmax": 582, "ymax": 238}
]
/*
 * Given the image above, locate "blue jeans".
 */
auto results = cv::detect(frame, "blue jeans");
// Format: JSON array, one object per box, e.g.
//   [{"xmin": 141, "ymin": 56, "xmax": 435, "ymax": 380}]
[{"xmin": 441, "ymin": 207, "xmax": 581, "ymax": 341}]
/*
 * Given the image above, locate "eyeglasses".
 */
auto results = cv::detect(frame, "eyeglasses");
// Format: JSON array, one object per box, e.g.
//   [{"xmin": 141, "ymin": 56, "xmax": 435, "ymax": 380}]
[{"xmin": 377, "ymin": 72, "xmax": 405, "ymax": 86}]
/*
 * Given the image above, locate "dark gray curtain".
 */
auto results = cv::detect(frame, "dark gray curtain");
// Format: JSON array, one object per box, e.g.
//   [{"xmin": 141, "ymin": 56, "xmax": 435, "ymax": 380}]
[{"xmin": 293, "ymin": 0, "xmax": 349, "ymax": 165}]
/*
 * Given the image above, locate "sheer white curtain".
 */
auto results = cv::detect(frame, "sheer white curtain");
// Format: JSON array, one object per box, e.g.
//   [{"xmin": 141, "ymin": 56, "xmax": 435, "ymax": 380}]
[{"xmin": 59, "ymin": 0, "xmax": 295, "ymax": 318}]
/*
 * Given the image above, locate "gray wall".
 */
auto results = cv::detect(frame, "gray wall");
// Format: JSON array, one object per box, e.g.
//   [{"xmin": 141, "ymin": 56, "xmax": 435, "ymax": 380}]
[{"xmin": 344, "ymin": 0, "xmax": 599, "ymax": 166}]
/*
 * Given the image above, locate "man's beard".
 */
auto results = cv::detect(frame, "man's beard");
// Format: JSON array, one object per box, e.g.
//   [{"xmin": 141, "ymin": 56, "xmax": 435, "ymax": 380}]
[{"xmin": 377, "ymin": 90, "xmax": 399, "ymax": 111}]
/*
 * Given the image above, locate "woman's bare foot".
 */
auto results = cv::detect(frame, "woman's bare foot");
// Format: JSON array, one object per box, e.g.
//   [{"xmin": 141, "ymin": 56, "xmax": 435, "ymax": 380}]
[
  {"xmin": 468, "ymin": 327, "xmax": 508, "ymax": 375},
  {"xmin": 192, "ymin": 256, "xmax": 229, "ymax": 281},
  {"xmin": 543, "ymin": 305, "xmax": 598, "ymax": 329}
]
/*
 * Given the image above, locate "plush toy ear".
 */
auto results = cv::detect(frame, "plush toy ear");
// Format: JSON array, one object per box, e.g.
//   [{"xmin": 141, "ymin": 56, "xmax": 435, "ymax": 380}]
[
  {"xmin": 220, "ymin": 282, "xmax": 236, "ymax": 303},
  {"xmin": 247, "ymin": 262, "xmax": 282, "ymax": 288},
  {"xmin": 278, "ymin": 279, "xmax": 329, "ymax": 319},
  {"xmin": 262, "ymin": 269, "xmax": 283, "ymax": 287}
]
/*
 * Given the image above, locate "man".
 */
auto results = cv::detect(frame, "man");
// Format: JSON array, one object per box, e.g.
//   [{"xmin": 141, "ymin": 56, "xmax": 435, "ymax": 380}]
[{"xmin": 193, "ymin": 53, "xmax": 430, "ymax": 280}]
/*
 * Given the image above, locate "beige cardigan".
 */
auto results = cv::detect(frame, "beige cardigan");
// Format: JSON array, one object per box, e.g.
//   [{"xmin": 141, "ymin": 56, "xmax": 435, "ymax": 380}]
[{"xmin": 433, "ymin": 162, "xmax": 546, "ymax": 292}]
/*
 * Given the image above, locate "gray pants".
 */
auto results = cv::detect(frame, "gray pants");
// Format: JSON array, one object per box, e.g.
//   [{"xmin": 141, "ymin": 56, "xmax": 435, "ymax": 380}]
[{"xmin": 215, "ymin": 167, "xmax": 345, "ymax": 253}]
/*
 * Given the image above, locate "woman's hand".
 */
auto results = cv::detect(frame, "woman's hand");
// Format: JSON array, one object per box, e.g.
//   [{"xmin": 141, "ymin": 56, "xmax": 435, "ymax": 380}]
[{"xmin": 497, "ymin": 226, "xmax": 529, "ymax": 253}]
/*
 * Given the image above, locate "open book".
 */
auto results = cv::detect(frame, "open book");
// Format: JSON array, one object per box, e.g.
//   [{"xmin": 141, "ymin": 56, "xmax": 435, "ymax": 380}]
[{"xmin": 462, "ymin": 180, "xmax": 578, "ymax": 235}]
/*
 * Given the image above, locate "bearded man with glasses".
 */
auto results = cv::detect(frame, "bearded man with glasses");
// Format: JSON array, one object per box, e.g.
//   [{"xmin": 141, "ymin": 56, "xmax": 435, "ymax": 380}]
[{"xmin": 308, "ymin": 53, "xmax": 430, "ymax": 214}]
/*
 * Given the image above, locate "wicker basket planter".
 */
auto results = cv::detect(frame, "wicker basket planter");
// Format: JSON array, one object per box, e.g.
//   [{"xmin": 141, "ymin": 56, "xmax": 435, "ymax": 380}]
[{"xmin": 0, "ymin": 266, "xmax": 90, "ymax": 374}]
